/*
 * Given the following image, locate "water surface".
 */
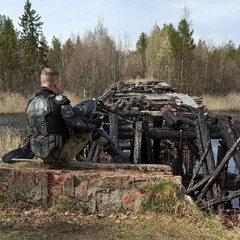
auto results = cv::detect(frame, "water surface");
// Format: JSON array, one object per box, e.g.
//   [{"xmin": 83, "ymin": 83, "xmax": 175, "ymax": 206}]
[{"xmin": 0, "ymin": 113, "xmax": 28, "ymax": 134}]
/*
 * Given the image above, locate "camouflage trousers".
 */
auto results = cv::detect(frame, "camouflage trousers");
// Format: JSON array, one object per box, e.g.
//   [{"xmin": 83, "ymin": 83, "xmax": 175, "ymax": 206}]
[{"xmin": 41, "ymin": 131, "xmax": 108, "ymax": 164}]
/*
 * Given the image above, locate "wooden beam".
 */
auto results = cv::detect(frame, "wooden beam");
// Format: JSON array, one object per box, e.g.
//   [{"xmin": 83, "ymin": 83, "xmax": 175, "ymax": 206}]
[{"xmin": 133, "ymin": 121, "xmax": 142, "ymax": 164}]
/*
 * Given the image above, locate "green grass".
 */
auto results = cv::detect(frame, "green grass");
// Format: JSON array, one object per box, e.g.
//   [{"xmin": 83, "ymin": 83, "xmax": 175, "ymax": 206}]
[
  {"xmin": 142, "ymin": 180, "xmax": 186, "ymax": 214},
  {"xmin": 0, "ymin": 184, "xmax": 239, "ymax": 240}
]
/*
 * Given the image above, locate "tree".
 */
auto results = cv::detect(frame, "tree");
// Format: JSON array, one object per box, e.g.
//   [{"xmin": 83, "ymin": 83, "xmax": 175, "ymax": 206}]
[
  {"xmin": 207, "ymin": 41, "xmax": 239, "ymax": 95},
  {"xmin": 146, "ymin": 23, "xmax": 175, "ymax": 83},
  {"xmin": 47, "ymin": 36, "xmax": 63, "ymax": 71},
  {"xmin": 136, "ymin": 32, "xmax": 148, "ymax": 78},
  {"xmin": 169, "ymin": 15, "xmax": 195, "ymax": 92},
  {"xmin": 190, "ymin": 40, "xmax": 210, "ymax": 95},
  {"xmin": 0, "ymin": 15, "xmax": 20, "ymax": 92},
  {"xmin": 65, "ymin": 19, "xmax": 120, "ymax": 97},
  {"xmin": 19, "ymin": 0, "xmax": 48, "ymax": 92}
]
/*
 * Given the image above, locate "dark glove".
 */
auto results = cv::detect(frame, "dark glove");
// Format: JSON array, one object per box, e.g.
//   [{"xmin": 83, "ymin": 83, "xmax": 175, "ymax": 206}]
[{"xmin": 89, "ymin": 118, "xmax": 103, "ymax": 128}]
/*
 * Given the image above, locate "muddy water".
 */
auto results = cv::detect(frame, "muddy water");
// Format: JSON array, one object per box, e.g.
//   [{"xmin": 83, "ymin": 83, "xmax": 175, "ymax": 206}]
[{"xmin": 0, "ymin": 113, "xmax": 28, "ymax": 134}]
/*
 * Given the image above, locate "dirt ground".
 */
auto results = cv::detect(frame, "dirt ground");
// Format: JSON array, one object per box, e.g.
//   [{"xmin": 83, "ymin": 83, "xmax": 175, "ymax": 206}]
[
  {"xmin": 1, "ymin": 206, "xmax": 240, "ymax": 240},
  {"xmin": 0, "ymin": 221, "xmax": 102, "ymax": 240}
]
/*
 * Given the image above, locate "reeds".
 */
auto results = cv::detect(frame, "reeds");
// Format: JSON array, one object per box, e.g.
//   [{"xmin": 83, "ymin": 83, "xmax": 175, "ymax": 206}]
[
  {"xmin": 0, "ymin": 92, "xmax": 30, "ymax": 114},
  {"xmin": 0, "ymin": 129, "xmax": 24, "ymax": 157},
  {"xmin": 0, "ymin": 92, "xmax": 82, "ymax": 114},
  {"xmin": 203, "ymin": 93, "xmax": 240, "ymax": 111}
]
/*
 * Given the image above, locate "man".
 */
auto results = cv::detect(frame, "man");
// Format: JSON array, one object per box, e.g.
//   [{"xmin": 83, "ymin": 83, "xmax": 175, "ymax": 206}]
[{"xmin": 26, "ymin": 67, "xmax": 130, "ymax": 165}]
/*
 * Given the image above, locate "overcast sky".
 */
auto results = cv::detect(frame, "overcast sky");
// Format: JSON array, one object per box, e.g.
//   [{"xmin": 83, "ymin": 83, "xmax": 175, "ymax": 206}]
[{"xmin": 1, "ymin": 0, "xmax": 240, "ymax": 48}]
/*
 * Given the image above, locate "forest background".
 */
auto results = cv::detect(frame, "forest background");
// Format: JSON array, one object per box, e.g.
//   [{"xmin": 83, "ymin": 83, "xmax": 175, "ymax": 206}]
[{"xmin": 0, "ymin": 0, "xmax": 240, "ymax": 111}]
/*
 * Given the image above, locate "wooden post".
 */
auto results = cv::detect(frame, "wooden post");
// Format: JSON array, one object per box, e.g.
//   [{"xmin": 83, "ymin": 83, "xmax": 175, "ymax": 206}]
[
  {"xmin": 153, "ymin": 117, "xmax": 163, "ymax": 164},
  {"xmin": 109, "ymin": 114, "xmax": 119, "ymax": 147},
  {"xmin": 133, "ymin": 121, "xmax": 142, "ymax": 164},
  {"xmin": 93, "ymin": 145, "xmax": 102, "ymax": 162},
  {"xmin": 87, "ymin": 142, "xmax": 97, "ymax": 162},
  {"xmin": 142, "ymin": 116, "xmax": 154, "ymax": 164},
  {"xmin": 218, "ymin": 115, "xmax": 240, "ymax": 171},
  {"xmin": 196, "ymin": 136, "xmax": 240, "ymax": 204},
  {"xmin": 188, "ymin": 107, "xmax": 216, "ymax": 202}
]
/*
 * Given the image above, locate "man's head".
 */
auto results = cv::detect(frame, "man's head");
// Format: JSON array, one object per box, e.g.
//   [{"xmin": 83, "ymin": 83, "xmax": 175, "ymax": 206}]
[{"xmin": 40, "ymin": 67, "xmax": 62, "ymax": 95}]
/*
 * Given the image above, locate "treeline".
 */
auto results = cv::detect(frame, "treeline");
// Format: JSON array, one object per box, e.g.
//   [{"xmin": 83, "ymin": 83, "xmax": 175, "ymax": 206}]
[{"xmin": 0, "ymin": 0, "xmax": 240, "ymax": 98}]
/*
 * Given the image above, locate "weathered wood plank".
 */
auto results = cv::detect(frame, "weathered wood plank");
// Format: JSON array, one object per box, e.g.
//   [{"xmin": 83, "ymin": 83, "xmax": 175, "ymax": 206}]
[
  {"xmin": 109, "ymin": 114, "xmax": 119, "ymax": 147},
  {"xmin": 218, "ymin": 115, "xmax": 240, "ymax": 171},
  {"xmin": 172, "ymin": 93, "xmax": 199, "ymax": 108},
  {"xmin": 118, "ymin": 127, "xmax": 222, "ymax": 140},
  {"xmin": 142, "ymin": 117, "xmax": 154, "ymax": 164},
  {"xmin": 196, "ymin": 136, "xmax": 240, "ymax": 204},
  {"xmin": 133, "ymin": 121, "xmax": 142, "ymax": 164}
]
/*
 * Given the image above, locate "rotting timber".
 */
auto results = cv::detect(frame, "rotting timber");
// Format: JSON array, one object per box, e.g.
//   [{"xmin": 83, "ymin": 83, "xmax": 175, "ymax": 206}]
[{"xmin": 83, "ymin": 80, "xmax": 240, "ymax": 212}]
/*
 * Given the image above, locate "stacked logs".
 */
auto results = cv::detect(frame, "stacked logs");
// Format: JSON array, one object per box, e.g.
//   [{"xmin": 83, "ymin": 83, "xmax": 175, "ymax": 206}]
[{"xmin": 83, "ymin": 80, "xmax": 240, "ymax": 211}]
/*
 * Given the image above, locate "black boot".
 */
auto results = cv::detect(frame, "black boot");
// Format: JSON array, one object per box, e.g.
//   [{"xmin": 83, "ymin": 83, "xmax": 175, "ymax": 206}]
[{"xmin": 104, "ymin": 144, "xmax": 130, "ymax": 163}]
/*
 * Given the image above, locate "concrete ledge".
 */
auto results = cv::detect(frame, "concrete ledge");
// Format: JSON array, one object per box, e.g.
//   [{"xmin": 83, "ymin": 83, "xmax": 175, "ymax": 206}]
[{"xmin": 0, "ymin": 161, "xmax": 181, "ymax": 215}]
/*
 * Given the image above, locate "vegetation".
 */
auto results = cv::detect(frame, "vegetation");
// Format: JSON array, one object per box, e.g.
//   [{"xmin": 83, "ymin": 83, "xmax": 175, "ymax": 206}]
[
  {"xmin": 0, "ymin": 182, "xmax": 239, "ymax": 240},
  {"xmin": 19, "ymin": 0, "xmax": 48, "ymax": 93},
  {"xmin": 0, "ymin": 2, "xmax": 240, "ymax": 238},
  {"xmin": 0, "ymin": 130, "xmax": 23, "ymax": 157},
  {"xmin": 0, "ymin": 91, "xmax": 79, "ymax": 114},
  {"xmin": 142, "ymin": 180, "xmax": 186, "ymax": 214},
  {"xmin": 0, "ymin": 1, "xmax": 239, "ymax": 100},
  {"xmin": 1, "ymin": 90, "xmax": 240, "ymax": 115},
  {"xmin": 202, "ymin": 93, "xmax": 240, "ymax": 112}
]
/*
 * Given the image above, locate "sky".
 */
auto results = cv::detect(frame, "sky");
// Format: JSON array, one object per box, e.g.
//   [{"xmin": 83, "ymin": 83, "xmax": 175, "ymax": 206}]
[{"xmin": 1, "ymin": 0, "xmax": 240, "ymax": 48}]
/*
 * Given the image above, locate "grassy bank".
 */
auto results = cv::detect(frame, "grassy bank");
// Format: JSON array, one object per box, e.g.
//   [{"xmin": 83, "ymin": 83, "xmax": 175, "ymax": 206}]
[
  {"xmin": 0, "ymin": 201, "xmax": 239, "ymax": 239},
  {"xmin": 202, "ymin": 93, "xmax": 240, "ymax": 111},
  {"xmin": 0, "ymin": 180, "xmax": 240, "ymax": 240}
]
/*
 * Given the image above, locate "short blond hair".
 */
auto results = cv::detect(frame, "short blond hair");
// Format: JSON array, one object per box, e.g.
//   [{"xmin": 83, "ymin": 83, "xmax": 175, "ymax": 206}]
[{"xmin": 40, "ymin": 67, "xmax": 60, "ymax": 85}]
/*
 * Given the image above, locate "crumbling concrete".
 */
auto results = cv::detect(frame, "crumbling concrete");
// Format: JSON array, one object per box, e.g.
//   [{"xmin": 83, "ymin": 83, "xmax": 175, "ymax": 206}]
[{"xmin": 0, "ymin": 162, "xmax": 181, "ymax": 215}]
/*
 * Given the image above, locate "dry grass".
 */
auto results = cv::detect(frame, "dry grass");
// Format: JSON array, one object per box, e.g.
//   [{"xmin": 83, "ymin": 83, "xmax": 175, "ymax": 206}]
[
  {"xmin": 0, "ymin": 92, "xmax": 82, "ymax": 114},
  {"xmin": 0, "ymin": 170, "xmax": 239, "ymax": 239},
  {"xmin": 1, "ymin": 86, "xmax": 240, "ymax": 114},
  {"xmin": 0, "ymin": 130, "xmax": 24, "ymax": 157},
  {"xmin": 0, "ymin": 202, "xmax": 239, "ymax": 240},
  {"xmin": 203, "ymin": 93, "xmax": 240, "ymax": 111},
  {"xmin": 0, "ymin": 92, "xmax": 31, "ymax": 114},
  {"xmin": 65, "ymin": 91, "xmax": 83, "ymax": 106}
]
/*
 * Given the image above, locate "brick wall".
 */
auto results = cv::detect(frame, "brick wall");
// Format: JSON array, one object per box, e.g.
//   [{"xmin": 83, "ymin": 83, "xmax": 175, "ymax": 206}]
[{"xmin": 0, "ymin": 163, "xmax": 182, "ymax": 215}]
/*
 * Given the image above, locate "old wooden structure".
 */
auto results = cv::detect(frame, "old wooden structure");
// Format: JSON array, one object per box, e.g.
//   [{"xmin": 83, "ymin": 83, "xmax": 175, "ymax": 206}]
[{"xmin": 82, "ymin": 80, "xmax": 240, "ymax": 212}]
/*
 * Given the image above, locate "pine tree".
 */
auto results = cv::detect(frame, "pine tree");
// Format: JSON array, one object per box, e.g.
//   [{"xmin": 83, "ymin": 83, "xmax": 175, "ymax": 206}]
[
  {"xmin": 47, "ymin": 36, "xmax": 63, "ymax": 71},
  {"xmin": 19, "ymin": 0, "xmax": 48, "ymax": 92},
  {"xmin": 0, "ymin": 15, "xmax": 20, "ymax": 91},
  {"xmin": 136, "ymin": 32, "xmax": 148, "ymax": 78},
  {"xmin": 169, "ymin": 18, "xmax": 195, "ymax": 92}
]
